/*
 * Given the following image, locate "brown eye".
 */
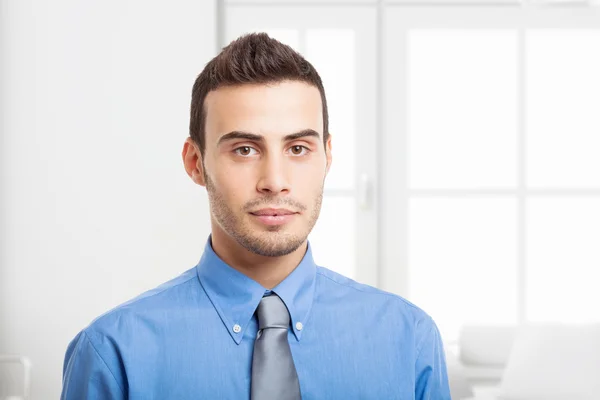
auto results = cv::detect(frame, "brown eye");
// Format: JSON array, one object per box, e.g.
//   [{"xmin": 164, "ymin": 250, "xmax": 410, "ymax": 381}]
[
  {"xmin": 291, "ymin": 145, "xmax": 306, "ymax": 155},
  {"xmin": 235, "ymin": 146, "xmax": 256, "ymax": 156},
  {"xmin": 239, "ymin": 146, "xmax": 251, "ymax": 156}
]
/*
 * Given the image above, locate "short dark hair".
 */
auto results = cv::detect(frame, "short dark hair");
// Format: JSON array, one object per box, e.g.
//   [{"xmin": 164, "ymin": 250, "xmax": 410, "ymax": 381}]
[{"xmin": 189, "ymin": 33, "xmax": 329, "ymax": 156}]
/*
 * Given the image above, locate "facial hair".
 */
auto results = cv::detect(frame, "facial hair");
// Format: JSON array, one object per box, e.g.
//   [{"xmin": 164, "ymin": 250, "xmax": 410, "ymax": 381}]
[{"xmin": 205, "ymin": 173, "xmax": 323, "ymax": 257}]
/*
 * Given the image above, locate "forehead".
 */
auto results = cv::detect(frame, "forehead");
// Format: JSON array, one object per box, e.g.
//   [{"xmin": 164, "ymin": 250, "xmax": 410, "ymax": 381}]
[{"xmin": 204, "ymin": 80, "xmax": 323, "ymax": 142}]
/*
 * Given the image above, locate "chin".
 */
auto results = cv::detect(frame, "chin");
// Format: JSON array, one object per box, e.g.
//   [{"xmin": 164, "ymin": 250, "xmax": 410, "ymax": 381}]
[{"xmin": 239, "ymin": 229, "xmax": 308, "ymax": 256}]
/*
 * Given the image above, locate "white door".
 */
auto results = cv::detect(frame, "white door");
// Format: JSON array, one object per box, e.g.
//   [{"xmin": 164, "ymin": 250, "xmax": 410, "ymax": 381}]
[{"xmin": 224, "ymin": 3, "xmax": 379, "ymax": 286}]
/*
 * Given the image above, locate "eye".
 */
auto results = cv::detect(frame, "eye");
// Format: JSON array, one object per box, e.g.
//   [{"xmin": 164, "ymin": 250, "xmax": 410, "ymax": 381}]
[
  {"xmin": 234, "ymin": 146, "xmax": 257, "ymax": 157},
  {"xmin": 290, "ymin": 145, "xmax": 309, "ymax": 156}
]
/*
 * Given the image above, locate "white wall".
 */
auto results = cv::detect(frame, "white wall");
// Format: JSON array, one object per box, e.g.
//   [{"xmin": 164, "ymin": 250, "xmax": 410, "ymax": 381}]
[{"xmin": 0, "ymin": 0, "xmax": 216, "ymax": 398}]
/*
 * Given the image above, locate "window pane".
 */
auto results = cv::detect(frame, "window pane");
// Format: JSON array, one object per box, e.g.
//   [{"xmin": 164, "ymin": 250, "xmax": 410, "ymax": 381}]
[
  {"xmin": 408, "ymin": 30, "xmax": 518, "ymax": 189},
  {"xmin": 306, "ymin": 29, "xmax": 356, "ymax": 190},
  {"xmin": 526, "ymin": 30, "xmax": 600, "ymax": 188},
  {"xmin": 409, "ymin": 198, "xmax": 518, "ymax": 341},
  {"xmin": 526, "ymin": 197, "xmax": 600, "ymax": 323},
  {"xmin": 309, "ymin": 196, "xmax": 356, "ymax": 279}
]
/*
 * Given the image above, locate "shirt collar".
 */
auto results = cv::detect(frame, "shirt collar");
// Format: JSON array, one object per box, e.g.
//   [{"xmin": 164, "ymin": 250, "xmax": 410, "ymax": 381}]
[{"xmin": 196, "ymin": 236, "xmax": 317, "ymax": 344}]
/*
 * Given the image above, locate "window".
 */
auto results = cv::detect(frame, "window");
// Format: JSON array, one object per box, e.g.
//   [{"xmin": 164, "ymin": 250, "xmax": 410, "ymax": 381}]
[{"xmin": 384, "ymin": 5, "xmax": 600, "ymax": 341}]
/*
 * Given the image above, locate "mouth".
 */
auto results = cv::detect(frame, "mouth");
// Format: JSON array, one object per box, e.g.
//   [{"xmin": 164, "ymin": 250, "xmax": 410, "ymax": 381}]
[
  {"xmin": 250, "ymin": 208, "xmax": 296, "ymax": 216},
  {"xmin": 249, "ymin": 208, "xmax": 298, "ymax": 226}
]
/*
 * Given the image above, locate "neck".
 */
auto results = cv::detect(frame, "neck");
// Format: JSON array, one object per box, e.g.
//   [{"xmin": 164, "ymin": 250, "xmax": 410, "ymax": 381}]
[{"xmin": 210, "ymin": 226, "xmax": 307, "ymax": 289}]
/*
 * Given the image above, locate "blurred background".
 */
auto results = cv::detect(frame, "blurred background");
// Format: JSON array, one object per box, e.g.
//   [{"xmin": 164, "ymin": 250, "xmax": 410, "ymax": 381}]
[{"xmin": 1, "ymin": 0, "xmax": 600, "ymax": 399}]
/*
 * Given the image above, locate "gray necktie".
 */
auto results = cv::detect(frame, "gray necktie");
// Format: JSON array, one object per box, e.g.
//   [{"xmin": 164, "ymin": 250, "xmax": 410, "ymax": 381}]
[{"xmin": 250, "ymin": 294, "xmax": 302, "ymax": 400}]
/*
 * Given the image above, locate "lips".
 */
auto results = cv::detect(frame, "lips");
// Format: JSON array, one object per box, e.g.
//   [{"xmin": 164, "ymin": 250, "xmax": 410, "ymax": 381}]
[{"xmin": 250, "ymin": 208, "xmax": 296, "ymax": 216}]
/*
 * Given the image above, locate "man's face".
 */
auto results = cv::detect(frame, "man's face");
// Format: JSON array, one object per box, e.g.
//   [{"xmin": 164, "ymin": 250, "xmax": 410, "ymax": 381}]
[{"xmin": 195, "ymin": 80, "xmax": 331, "ymax": 257}]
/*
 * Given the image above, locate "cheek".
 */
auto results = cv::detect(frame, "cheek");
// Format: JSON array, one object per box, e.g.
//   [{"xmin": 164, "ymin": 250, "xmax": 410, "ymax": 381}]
[
  {"xmin": 290, "ymin": 170, "xmax": 326, "ymax": 202},
  {"xmin": 212, "ymin": 165, "xmax": 254, "ymax": 201}
]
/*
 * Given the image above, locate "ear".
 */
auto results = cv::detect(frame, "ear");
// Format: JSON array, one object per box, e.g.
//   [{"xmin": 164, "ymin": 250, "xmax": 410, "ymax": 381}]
[
  {"xmin": 182, "ymin": 137, "xmax": 206, "ymax": 187},
  {"xmin": 325, "ymin": 133, "xmax": 332, "ymax": 176}
]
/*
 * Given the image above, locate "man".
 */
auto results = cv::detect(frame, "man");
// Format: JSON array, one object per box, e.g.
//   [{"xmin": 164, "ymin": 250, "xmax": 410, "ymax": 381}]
[{"xmin": 61, "ymin": 33, "xmax": 451, "ymax": 399}]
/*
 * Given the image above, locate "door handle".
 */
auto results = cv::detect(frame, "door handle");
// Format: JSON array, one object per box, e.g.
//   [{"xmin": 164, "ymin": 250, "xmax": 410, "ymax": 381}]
[{"xmin": 358, "ymin": 173, "xmax": 370, "ymax": 210}]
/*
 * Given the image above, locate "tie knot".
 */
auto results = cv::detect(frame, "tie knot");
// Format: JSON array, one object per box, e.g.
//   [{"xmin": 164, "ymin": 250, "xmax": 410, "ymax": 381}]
[{"xmin": 256, "ymin": 294, "xmax": 290, "ymax": 331}]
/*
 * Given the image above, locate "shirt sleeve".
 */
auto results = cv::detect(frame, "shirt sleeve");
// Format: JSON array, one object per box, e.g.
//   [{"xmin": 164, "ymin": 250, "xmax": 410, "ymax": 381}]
[
  {"xmin": 414, "ymin": 318, "xmax": 452, "ymax": 400},
  {"xmin": 61, "ymin": 330, "xmax": 126, "ymax": 400}
]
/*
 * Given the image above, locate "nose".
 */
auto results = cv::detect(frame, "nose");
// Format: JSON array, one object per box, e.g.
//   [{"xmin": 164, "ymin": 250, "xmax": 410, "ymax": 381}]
[{"xmin": 256, "ymin": 154, "xmax": 290, "ymax": 196}]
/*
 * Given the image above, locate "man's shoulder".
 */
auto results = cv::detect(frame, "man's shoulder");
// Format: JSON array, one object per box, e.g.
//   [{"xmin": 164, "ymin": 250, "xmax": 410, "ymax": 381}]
[
  {"xmin": 316, "ymin": 266, "xmax": 434, "ymax": 325},
  {"xmin": 83, "ymin": 266, "xmax": 200, "ymax": 338}
]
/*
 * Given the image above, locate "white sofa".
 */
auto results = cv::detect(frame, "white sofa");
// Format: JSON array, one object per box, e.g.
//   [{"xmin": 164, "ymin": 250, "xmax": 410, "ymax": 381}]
[
  {"xmin": 460, "ymin": 323, "xmax": 600, "ymax": 400},
  {"xmin": 458, "ymin": 325, "xmax": 517, "ymax": 387}
]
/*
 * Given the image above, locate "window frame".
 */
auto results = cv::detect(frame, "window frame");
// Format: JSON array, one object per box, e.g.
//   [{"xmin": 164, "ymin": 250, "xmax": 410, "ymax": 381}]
[{"xmin": 221, "ymin": 3, "xmax": 380, "ymax": 286}]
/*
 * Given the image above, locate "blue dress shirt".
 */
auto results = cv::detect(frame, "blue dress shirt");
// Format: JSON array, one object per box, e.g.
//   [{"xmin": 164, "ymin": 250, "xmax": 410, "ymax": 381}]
[{"xmin": 61, "ymin": 237, "xmax": 451, "ymax": 399}]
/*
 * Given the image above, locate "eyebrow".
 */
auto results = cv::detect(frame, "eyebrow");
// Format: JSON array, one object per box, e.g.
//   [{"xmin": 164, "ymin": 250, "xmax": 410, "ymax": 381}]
[{"xmin": 217, "ymin": 129, "xmax": 321, "ymax": 146}]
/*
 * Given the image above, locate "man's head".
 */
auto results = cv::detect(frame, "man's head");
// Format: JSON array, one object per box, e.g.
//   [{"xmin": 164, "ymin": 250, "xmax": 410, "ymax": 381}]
[{"xmin": 183, "ymin": 33, "xmax": 332, "ymax": 258}]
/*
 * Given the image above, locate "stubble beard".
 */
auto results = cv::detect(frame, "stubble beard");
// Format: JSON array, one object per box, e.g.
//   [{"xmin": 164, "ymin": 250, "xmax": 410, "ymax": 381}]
[{"xmin": 205, "ymin": 173, "xmax": 323, "ymax": 257}]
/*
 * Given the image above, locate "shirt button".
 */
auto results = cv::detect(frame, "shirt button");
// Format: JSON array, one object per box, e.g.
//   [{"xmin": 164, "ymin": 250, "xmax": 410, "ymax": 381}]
[
  {"xmin": 233, "ymin": 324, "xmax": 241, "ymax": 333},
  {"xmin": 296, "ymin": 322, "xmax": 303, "ymax": 331}
]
